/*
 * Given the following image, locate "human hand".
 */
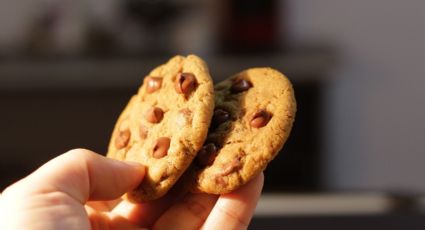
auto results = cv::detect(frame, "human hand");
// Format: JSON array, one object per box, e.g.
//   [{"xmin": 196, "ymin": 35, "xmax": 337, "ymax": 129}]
[{"xmin": 0, "ymin": 149, "xmax": 264, "ymax": 230}]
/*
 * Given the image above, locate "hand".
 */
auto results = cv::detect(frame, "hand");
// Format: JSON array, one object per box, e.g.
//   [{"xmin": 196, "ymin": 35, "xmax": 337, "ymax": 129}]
[{"xmin": 0, "ymin": 149, "xmax": 264, "ymax": 230}]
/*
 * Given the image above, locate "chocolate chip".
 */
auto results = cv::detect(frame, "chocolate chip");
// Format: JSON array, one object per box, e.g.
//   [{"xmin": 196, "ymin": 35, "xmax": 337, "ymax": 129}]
[
  {"xmin": 221, "ymin": 158, "xmax": 242, "ymax": 176},
  {"xmin": 144, "ymin": 76, "xmax": 162, "ymax": 93},
  {"xmin": 250, "ymin": 110, "xmax": 271, "ymax": 128},
  {"xmin": 175, "ymin": 73, "xmax": 197, "ymax": 96},
  {"xmin": 197, "ymin": 143, "xmax": 218, "ymax": 167},
  {"xmin": 145, "ymin": 107, "xmax": 164, "ymax": 123},
  {"xmin": 212, "ymin": 108, "xmax": 230, "ymax": 127},
  {"xmin": 139, "ymin": 125, "xmax": 148, "ymax": 139},
  {"xmin": 230, "ymin": 79, "xmax": 252, "ymax": 93},
  {"xmin": 115, "ymin": 129, "xmax": 131, "ymax": 149},
  {"xmin": 153, "ymin": 137, "xmax": 171, "ymax": 159}
]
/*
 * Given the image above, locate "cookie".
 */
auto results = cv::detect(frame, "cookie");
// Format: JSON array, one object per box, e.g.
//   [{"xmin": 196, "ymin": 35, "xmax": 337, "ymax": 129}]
[
  {"xmin": 107, "ymin": 55, "xmax": 215, "ymax": 202},
  {"xmin": 191, "ymin": 68, "xmax": 296, "ymax": 194}
]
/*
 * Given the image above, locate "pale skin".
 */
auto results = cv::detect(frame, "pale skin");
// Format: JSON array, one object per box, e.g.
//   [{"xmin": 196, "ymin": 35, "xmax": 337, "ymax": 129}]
[{"xmin": 0, "ymin": 149, "xmax": 264, "ymax": 230}]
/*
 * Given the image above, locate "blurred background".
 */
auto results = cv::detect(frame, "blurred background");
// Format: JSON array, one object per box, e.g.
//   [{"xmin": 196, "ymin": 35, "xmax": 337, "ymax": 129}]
[{"xmin": 1, "ymin": 0, "xmax": 425, "ymax": 229}]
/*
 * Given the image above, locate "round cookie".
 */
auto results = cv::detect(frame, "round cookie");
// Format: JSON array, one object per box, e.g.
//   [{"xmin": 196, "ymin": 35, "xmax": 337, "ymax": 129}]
[
  {"xmin": 107, "ymin": 55, "xmax": 215, "ymax": 202},
  {"xmin": 191, "ymin": 68, "xmax": 296, "ymax": 194}
]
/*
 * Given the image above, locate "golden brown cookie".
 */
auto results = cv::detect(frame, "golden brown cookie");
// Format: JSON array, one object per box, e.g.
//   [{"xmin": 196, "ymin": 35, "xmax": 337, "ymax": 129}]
[
  {"xmin": 191, "ymin": 68, "xmax": 296, "ymax": 194},
  {"xmin": 107, "ymin": 55, "xmax": 215, "ymax": 202}
]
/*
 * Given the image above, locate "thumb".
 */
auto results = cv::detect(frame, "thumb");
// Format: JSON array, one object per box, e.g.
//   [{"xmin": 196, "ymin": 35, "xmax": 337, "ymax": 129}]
[{"xmin": 5, "ymin": 149, "xmax": 145, "ymax": 203}]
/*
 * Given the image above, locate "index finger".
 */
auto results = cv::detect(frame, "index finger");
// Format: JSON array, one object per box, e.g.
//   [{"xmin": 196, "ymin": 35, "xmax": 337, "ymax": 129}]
[{"xmin": 3, "ymin": 149, "xmax": 146, "ymax": 203}]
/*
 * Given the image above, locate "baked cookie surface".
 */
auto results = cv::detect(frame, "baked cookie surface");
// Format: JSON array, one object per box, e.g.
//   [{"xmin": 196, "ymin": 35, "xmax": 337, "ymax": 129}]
[
  {"xmin": 191, "ymin": 68, "xmax": 296, "ymax": 194},
  {"xmin": 107, "ymin": 55, "xmax": 214, "ymax": 202}
]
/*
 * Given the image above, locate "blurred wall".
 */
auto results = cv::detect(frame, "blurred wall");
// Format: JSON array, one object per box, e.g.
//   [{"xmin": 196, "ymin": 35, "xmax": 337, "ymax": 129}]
[
  {"xmin": 0, "ymin": 0, "xmax": 88, "ymax": 55},
  {"xmin": 286, "ymin": 0, "xmax": 425, "ymax": 191},
  {"xmin": 0, "ymin": 0, "xmax": 34, "ymax": 53}
]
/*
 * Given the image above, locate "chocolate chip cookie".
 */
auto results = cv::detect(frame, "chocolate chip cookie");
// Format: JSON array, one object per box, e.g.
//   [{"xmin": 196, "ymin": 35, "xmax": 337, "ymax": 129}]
[
  {"xmin": 107, "ymin": 55, "xmax": 215, "ymax": 202},
  {"xmin": 191, "ymin": 68, "xmax": 296, "ymax": 194}
]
